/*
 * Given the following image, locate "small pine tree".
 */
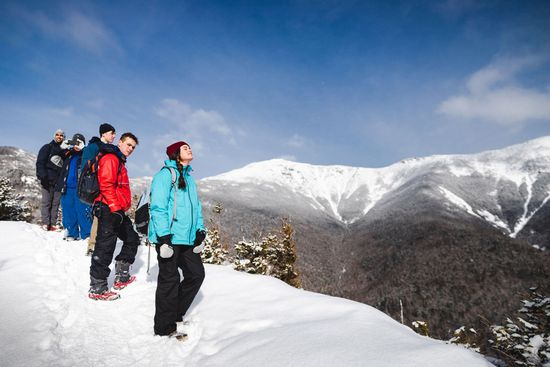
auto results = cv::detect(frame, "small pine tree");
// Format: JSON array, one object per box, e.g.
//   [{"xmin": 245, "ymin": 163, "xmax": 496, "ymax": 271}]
[
  {"xmin": 276, "ymin": 218, "xmax": 301, "ymax": 288},
  {"xmin": 449, "ymin": 326, "xmax": 481, "ymax": 352},
  {"xmin": 201, "ymin": 202, "xmax": 229, "ymax": 265},
  {"xmin": 202, "ymin": 226, "xmax": 230, "ymax": 265},
  {"xmin": 412, "ymin": 320, "xmax": 430, "ymax": 336},
  {"xmin": 233, "ymin": 238, "xmax": 270, "ymax": 274},
  {"xmin": 0, "ymin": 177, "xmax": 31, "ymax": 221},
  {"xmin": 489, "ymin": 288, "xmax": 550, "ymax": 366},
  {"xmin": 233, "ymin": 218, "xmax": 301, "ymax": 288}
]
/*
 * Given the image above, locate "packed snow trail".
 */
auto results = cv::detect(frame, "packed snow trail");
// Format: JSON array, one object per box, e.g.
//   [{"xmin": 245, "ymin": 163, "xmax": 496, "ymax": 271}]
[{"xmin": 0, "ymin": 222, "xmax": 492, "ymax": 367}]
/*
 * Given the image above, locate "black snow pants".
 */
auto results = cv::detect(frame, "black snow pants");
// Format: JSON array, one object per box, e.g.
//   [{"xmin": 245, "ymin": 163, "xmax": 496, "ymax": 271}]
[
  {"xmin": 154, "ymin": 245, "xmax": 205, "ymax": 335},
  {"xmin": 89, "ymin": 203, "xmax": 140, "ymax": 282}
]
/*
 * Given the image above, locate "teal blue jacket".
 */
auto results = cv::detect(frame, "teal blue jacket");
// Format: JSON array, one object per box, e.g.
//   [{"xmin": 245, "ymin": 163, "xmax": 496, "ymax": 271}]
[{"xmin": 148, "ymin": 160, "xmax": 205, "ymax": 246}]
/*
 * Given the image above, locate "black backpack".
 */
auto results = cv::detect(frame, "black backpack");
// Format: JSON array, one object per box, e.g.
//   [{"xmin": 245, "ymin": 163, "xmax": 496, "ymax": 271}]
[
  {"xmin": 134, "ymin": 166, "xmax": 177, "ymax": 236},
  {"xmin": 77, "ymin": 152, "xmax": 121, "ymax": 205},
  {"xmin": 77, "ymin": 153, "xmax": 102, "ymax": 205}
]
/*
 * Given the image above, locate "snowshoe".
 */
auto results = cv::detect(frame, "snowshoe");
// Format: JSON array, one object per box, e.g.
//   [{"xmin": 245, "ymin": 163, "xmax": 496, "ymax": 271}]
[
  {"xmin": 88, "ymin": 289, "xmax": 120, "ymax": 301},
  {"xmin": 113, "ymin": 275, "xmax": 136, "ymax": 290}
]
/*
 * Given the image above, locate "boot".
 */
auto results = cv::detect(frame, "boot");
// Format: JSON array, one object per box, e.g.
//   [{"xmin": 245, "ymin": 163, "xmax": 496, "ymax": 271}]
[
  {"xmin": 113, "ymin": 261, "xmax": 136, "ymax": 290},
  {"xmin": 114, "ymin": 261, "xmax": 131, "ymax": 283}
]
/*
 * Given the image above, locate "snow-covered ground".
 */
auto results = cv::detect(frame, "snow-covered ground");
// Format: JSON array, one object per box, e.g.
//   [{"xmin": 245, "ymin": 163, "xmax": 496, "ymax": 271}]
[{"xmin": 0, "ymin": 221, "xmax": 492, "ymax": 367}]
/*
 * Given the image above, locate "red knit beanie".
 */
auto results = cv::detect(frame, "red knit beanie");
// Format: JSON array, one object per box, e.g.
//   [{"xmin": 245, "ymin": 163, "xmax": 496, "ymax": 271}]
[{"xmin": 166, "ymin": 141, "xmax": 189, "ymax": 158}]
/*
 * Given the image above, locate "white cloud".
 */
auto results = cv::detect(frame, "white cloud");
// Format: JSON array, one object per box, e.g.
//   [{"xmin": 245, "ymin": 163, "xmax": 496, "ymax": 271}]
[
  {"xmin": 287, "ymin": 133, "xmax": 306, "ymax": 148},
  {"xmin": 87, "ymin": 99, "xmax": 105, "ymax": 110},
  {"xmin": 21, "ymin": 8, "xmax": 119, "ymax": 54},
  {"xmin": 155, "ymin": 99, "xmax": 233, "ymax": 137},
  {"xmin": 437, "ymin": 56, "xmax": 550, "ymax": 125},
  {"xmin": 47, "ymin": 107, "xmax": 74, "ymax": 117},
  {"xmin": 153, "ymin": 99, "xmax": 236, "ymax": 160}
]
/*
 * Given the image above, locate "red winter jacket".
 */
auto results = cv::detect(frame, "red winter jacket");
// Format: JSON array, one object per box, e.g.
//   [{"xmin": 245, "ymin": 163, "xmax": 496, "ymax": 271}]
[{"xmin": 95, "ymin": 153, "xmax": 132, "ymax": 212}]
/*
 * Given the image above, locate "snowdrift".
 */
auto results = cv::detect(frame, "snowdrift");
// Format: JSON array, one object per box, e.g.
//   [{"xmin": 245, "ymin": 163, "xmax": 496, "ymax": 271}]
[{"xmin": 0, "ymin": 222, "xmax": 491, "ymax": 366}]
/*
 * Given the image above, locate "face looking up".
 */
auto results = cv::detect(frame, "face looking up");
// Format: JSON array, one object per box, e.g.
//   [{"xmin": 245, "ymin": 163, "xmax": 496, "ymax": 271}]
[{"xmin": 179, "ymin": 144, "xmax": 193, "ymax": 164}]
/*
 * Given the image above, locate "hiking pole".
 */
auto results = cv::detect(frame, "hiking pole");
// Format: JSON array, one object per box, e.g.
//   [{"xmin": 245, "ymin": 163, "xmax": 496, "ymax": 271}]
[{"xmin": 146, "ymin": 238, "xmax": 151, "ymax": 275}]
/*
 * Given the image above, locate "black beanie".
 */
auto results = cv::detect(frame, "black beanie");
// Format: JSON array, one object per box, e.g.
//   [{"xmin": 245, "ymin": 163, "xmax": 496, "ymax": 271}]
[
  {"xmin": 99, "ymin": 123, "xmax": 115, "ymax": 136},
  {"xmin": 72, "ymin": 133, "xmax": 86, "ymax": 145}
]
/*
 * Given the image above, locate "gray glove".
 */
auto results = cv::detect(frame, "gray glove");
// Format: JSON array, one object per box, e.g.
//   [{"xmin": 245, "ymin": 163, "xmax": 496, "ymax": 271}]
[
  {"xmin": 158, "ymin": 234, "xmax": 173, "ymax": 259},
  {"xmin": 192, "ymin": 229, "xmax": 206, "ymax": 254},
  {"xmin": 160, "ymin": 244, "xmax": 174, "ymax": 258}
]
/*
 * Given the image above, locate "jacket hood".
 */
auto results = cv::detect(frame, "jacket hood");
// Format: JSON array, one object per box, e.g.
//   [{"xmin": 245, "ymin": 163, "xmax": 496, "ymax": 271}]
[
  {"xmin": 89, "ymin": 136, "xmax": 101, "ymax": 144},
  {"xmin": 100, "ymin": 143, "xmax": 125, "ymax": 162}
]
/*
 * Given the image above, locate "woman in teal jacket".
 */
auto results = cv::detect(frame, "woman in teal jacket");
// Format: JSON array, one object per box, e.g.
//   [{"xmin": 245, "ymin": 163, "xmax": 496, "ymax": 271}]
[{"xmin": 149, "ymin": 141, "xmax": 206, "ymax": 337}]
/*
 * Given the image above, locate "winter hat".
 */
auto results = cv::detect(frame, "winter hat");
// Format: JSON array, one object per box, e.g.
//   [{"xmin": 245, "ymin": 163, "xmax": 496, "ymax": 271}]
[
  {"xmin": 99, "ymin": 123, "xmax": 115, "ymax": 136},
  {"xmin": 54, "ymin": 129, "xmax": 65, "ymax": 138},
  {"xmin": 166, "ymin": 141, "xmax": 189, "ymax": 158},
  {"xmin": 72, "ymin": 133, "xmax": 86, "ymax": 145}
]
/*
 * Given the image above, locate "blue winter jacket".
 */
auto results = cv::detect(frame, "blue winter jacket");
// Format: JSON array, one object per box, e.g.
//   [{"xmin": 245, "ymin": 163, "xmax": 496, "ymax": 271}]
[
  {"xmin": 148, "ymin": 160, "xmax": 205, "ymax": 246},
  {"xmin": 79, "ymin": 137, "xmax": 104, "ymax": 171}
]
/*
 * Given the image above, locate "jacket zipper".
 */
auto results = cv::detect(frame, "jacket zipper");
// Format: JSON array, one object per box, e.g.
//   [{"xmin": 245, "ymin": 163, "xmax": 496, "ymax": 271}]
[{"xmin": 185, "ymin": 165, "xmax": 194, "ymax": 244}]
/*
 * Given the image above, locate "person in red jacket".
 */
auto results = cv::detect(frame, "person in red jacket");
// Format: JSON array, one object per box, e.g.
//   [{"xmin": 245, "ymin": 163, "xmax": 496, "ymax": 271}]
[{"xmin": 88, "ymin": 132, "xmax": 140, "ymax": 301}]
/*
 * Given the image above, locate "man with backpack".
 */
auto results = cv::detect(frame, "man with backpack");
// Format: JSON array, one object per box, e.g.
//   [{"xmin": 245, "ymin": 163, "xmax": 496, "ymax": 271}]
[
  {"xmin": 88, "ymin": 132, "xmax": 140, "ymax": 301},
  {"xmin": 36, "ymin": 129, "xmax": 68, "ymax": 231},
  {"xmin": 81, "ymin": 123, "xmax": 116, "ymax": 256}
]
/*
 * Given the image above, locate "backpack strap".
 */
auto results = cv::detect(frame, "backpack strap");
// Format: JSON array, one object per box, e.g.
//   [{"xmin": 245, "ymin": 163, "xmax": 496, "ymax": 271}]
[
  {"xmin": 94, "ymin": 152, "xmax": 122, "ymax": 204},
  {"xmin": 163, "ymin": 166, "xmax": 178, "ymax": 229}
]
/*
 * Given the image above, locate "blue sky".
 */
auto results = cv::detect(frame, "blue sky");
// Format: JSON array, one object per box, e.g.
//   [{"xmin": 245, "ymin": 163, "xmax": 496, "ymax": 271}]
[{"xmin": 1, "ymin": 0, "xmax": 549, "ymax": 178}]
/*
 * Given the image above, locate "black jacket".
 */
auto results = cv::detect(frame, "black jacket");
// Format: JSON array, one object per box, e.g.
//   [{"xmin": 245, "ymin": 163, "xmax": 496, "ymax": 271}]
[{"xmin": 36, "ymin": 140, "xmax": 67, "ymax": 190}]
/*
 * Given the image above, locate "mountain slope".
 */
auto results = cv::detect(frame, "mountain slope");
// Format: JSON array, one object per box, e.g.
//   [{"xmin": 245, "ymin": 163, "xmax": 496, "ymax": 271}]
[
  {"xmin": 0, "ymin": 221, "xmax": 491, "ymax": 367},
  {"xmin": 0, "ymin": 146, "xmax": 41, "ymax": 219},
  {"xmin": 198, "ymin": 137, "xmax": 550, "ymax": 338}
]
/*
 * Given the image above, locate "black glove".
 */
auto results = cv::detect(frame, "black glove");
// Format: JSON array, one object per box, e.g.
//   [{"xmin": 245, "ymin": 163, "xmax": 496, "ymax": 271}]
[
  {"xmin": 158, "ymin": 234, "xmax": 172, "ymax": 246},
  {"xmin": 193, "ymin": 229, "xmax": 206, "ymax": 254},
  {"xmin": 40, "ymin": 177, "xmax": 49, "ymax": 190},
  {"xmin": 194, "ymin": 229, "xmax": 206, "ymax": 247}
]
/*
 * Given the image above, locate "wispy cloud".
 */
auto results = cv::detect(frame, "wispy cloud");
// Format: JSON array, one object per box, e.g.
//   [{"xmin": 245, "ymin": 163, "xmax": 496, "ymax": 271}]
[
  {"xmin": 437, "ymin": 56, "xmax": 550, "ymax": 125},
  {"xmin": 287, "ymin": 133, "xmax": 307, "ymax": 148},
  {"xmin": 153, "ymin": 99, "xmax": 236, "ymax": 159},
  {"xmin": 19, "ymin": 7, "xmax": 119, "ymax": 55},
  {"xmin": 433, "ymin": 0, "xmax": 488, "ymax": 19},
  {"xmin": 86, "ymin": 99, "xmax": 105, "ymax": 110},
  {"xmin": 155, "ymin": 99, "xmax": 232, "ymax": 137},
  {"xmin": 47, "ymin": 106, "xmax": 74, "ymax": 117}
]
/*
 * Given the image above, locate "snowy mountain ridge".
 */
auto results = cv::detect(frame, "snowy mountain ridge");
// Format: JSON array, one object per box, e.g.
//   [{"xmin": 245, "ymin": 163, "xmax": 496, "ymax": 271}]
[{"xmin": 202, "ymin": 136, "xmax": 550, "ymax": 233}]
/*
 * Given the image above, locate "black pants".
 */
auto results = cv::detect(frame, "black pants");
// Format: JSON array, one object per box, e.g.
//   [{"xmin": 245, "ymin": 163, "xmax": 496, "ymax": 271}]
[
  {"xmin": 89, "ymin": 203, "xmax": 140, "ymax": 282},
  {"xmin": 154, "ymin": 245, "xmax": 205, "ymax": 335}
]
